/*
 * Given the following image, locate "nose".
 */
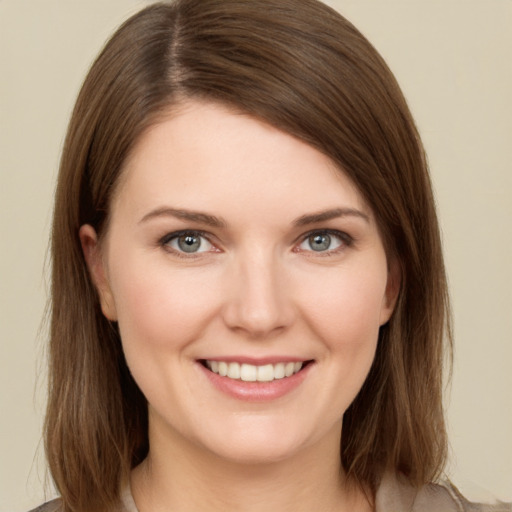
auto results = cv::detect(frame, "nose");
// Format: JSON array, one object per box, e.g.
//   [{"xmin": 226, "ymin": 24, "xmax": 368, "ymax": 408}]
[{"xmin": 222, "ymin": 250, "xmax": 295, "ymax": 338}]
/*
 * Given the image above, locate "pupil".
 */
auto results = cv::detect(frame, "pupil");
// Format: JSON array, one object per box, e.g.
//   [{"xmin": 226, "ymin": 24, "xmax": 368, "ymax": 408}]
[
  {"xmin": 310, "ymin": 234, "xmax": 330, "ymax": 251},
  {"xmin": 178, "ymin": 234, "xmax": 200, "ymax": 252}
]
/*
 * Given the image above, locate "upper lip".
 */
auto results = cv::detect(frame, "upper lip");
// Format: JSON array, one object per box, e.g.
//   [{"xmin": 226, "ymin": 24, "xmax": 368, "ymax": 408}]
[{"xmin": 199, "ymin": 356, "xmax": 312, "ymax": 365}]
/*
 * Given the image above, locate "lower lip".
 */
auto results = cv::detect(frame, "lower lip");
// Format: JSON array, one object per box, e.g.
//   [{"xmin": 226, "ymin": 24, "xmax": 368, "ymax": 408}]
[{"xmin": 197, "ymin": 362, "xmax": 313, "ymax": 402}]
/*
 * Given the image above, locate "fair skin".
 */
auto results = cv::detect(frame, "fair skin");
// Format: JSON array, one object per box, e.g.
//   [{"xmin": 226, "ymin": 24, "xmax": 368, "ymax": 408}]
[{"xmin": 80, "ymin": 100, "xmax": 398, "ymax": 512}]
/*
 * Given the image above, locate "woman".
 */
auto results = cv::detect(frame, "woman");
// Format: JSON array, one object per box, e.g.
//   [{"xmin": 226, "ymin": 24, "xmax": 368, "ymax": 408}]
[{"xmin": 32, "ymin": 0, "xmax": 510, "ymax": 511}]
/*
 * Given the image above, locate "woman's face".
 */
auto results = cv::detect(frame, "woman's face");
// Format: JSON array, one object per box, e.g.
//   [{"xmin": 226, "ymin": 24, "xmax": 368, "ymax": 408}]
[{"xmin": 81, "ymin": 100, "xmax": 397, "ymax": 464}]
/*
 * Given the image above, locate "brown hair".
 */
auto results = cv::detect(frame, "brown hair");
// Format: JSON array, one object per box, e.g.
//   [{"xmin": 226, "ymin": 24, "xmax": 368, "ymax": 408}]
[{"xmin": 46, "ymin": 0, "xmax": 451, "ymax": 510}]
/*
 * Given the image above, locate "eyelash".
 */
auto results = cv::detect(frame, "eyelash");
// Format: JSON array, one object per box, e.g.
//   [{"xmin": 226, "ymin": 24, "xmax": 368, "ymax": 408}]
[
  {"xmin": 159, "ymin": 230, "xmax": 214, "ymax": 259},
  {"xmin": 158, "ymin": 228, "xmax": 354, "ymax": 257},
  {"xmin": 295, "ymin": 229, "xmax": 354, "ymax": 256}
]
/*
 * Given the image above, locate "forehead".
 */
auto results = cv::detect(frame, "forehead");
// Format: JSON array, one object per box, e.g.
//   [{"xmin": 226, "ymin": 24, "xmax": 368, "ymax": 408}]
[{"xmin": 111, "ymin": 100, "xmax": 372, "ymax": 225}]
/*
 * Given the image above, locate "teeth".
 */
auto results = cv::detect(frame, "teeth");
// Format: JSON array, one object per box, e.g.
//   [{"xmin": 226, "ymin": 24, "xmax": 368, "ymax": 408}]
[
  {"xmin": 240, "ymin": 364, "xmax": 257, "ymax": 382},
  {"xmin": 257, "ymin": 364, "xmax": 274, "ymax": 382},
  {"xmin": 218, "ymin": 361, "xmax": 228, "ymax": 377},
  {"xmin": 227, "ymin": 362, "xmax": 240, "ymax": 379},
  {"xmin": 205, "ymin": 360, "xmax": 304, "ymax": 382},
  {"xmin": 274, "ymin": 363, "xmax": 285, "ymax": 379}
]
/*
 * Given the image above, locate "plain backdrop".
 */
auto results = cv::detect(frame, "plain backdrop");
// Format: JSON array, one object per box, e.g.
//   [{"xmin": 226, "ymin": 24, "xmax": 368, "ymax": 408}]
[{"xmin": 1, "ymin": 1, "xmax": 511, "ymax": 510}]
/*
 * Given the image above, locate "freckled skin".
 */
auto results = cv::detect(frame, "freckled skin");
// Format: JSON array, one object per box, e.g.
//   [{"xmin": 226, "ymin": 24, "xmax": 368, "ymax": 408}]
[{"xmin": 81, "ymin": 101, "xmax": 397, "ymax": 508}]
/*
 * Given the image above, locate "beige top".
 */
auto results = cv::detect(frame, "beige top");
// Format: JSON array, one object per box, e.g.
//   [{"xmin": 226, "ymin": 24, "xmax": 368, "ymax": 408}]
[
  {"xmin": 31, "ymin": 475, "xmax": 512, "ymax": 512},
  {"xmin": 118, "ymin": 474, "xmax": 512, "ymax": 512},
  {"xmin": 374, "ymin": 473, "xmax": 511, "ymax": 512}
]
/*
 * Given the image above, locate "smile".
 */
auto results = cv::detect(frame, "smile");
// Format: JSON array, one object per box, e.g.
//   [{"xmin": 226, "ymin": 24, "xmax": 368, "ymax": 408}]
[{"xmin": 204, "ymin": 360, "xmax": 306, "ymax": 382}]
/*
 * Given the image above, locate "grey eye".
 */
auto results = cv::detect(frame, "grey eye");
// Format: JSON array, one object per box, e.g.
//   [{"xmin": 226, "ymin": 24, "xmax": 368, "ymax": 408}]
[
  {"xmin": 308, "ymin": 233, "xmax": 332, "ymax": 251},
  {"xmin": 165, "ymin": 232, "xmax": 213, "ymax": 254},
  {"xmin": 298, "ymin": 231, "xmax": 345, "ymax": 253},
  {"xmin": 177, "ymin": 234, "xmax": 202, "ymax": 253}
]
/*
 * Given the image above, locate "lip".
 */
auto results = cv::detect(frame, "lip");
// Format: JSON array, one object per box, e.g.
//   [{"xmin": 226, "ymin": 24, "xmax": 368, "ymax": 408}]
[
  {"xmin": 197, "ymin": 358, "xmax": 314, "ymax": 402},
  {"xmin": 202, "ymin": 355, "xmax": 307, "ymax": 365}
]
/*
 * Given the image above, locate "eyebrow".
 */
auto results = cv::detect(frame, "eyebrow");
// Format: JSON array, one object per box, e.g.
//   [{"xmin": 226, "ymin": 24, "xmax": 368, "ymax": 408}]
[
  {"xmin": 139, "ymin": 207, "xmax": 227, "ymax": 228},
  {"xmin": 293, "ymin": 208, "xmax": 370, "ymax": 226},
  {"xmin": 139, "ymin": 206, "xmax": 369, "ymax": 228}
]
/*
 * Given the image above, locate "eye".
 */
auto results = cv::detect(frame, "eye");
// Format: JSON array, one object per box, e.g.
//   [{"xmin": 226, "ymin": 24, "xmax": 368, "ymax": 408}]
[
  {"xmin": 297, "ymin": 230, "xmax": 351, "ymax": 253},
  {"xmin": 162, "ymin": 231, "xmax": 214, "ymax": 254}
]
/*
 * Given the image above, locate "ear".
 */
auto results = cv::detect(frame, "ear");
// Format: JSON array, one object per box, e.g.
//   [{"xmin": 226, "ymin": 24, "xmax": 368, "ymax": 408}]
[
  {"xmin": 79, "ymin": 224, "xmax": 118, "ymax": 321},
  {"xmin": 379, "ymin": 258, "xmax": 401, "ymax": 326}
]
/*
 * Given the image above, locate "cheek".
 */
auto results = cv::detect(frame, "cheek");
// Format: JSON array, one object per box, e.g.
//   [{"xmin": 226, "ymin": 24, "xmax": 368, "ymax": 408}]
[
  {"xmin": 109, "ymin": 258, "xmax": 221, "ymax": 355},
  {"xmin": 300, "ymin": 264, "xmax": 388, "ymax": 346},
  {"xmin": 313, "ymin": 267, "xmax": 387, "ymax": 401},
  {"xmin": 296, "ymin": 262, "xmax": 386, "ymax": 405},
  {"xmin": 108, "ymin": 258, "xmax": 224, "ymax": 415}
]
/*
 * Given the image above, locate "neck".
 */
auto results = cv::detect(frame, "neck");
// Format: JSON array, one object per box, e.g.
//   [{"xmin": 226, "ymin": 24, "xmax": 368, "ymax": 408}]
[{"xmin": 131, "ymin": 417, "xmax": 371, "ymax": 512}]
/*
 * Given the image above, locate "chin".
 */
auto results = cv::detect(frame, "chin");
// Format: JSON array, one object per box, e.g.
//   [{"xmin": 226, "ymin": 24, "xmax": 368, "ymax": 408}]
[
  {"xmin": 192, "ymin": 415, "xmax": 321, "ymax": 466},
  {"xmin": 206, "ymin": 437, "xmax": 303, "ymax": 466}
]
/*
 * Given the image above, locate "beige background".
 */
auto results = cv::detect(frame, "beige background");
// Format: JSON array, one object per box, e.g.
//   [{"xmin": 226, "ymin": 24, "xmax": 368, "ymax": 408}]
[{"xmin": 1, "ymin": 1, "xmax": 510, "ymax": 510}]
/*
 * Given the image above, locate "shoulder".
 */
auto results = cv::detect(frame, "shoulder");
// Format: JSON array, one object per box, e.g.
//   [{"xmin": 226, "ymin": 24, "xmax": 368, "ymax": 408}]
[
  {"xmin": 376, "ymin": 473, "xmax": 512, "ymax": 512},
  {"xmin": 415, "ymin": 481, "xmax": 511, "ymax": 512},
  {"xmin": 27, "ymin": 490, "xmax": 136, "ymax": 512},
  {"xmin": 27, "ymin": 499, "xmax": 62, "ymax": 512}
]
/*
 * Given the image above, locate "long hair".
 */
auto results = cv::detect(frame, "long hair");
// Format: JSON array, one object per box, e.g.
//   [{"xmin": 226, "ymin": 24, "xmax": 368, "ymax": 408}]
[{"xmin": 46, "ymin": 1, "xmax": 451, "ymax": 510}]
